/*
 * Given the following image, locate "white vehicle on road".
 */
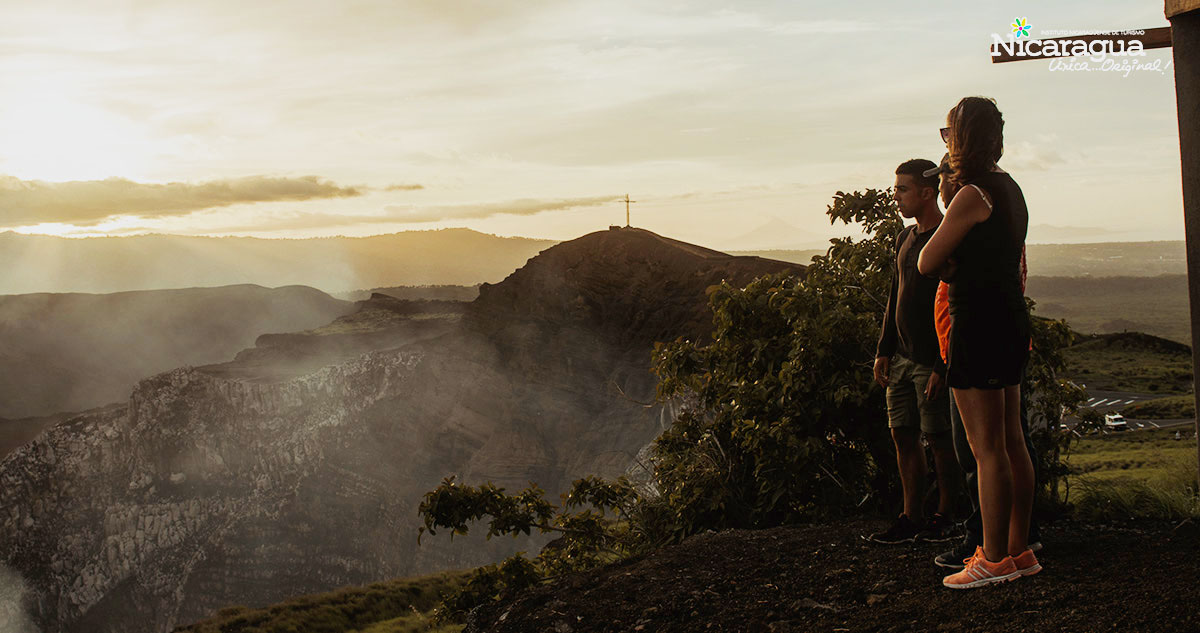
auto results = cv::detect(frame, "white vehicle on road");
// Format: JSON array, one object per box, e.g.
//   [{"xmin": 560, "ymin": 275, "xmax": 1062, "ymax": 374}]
[{"xmin": 1104, "ymin": 412, "xmax": 1128, "ymax": 432}]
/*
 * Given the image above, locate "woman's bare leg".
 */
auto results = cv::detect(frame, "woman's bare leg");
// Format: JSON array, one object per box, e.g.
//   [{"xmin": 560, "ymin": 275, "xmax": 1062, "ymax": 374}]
[
  {"xmin": 953, "ymin": 387, "xmax": 1011, "ymax": 562},
  {"xmin": 1003, "ymin": 384, "xmax": 1035, "ymax": 556}
]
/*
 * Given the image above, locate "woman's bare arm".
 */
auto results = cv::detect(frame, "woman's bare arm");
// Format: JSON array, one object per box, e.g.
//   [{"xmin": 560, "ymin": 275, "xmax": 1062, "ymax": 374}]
[{"xmin": 917, "ymin": 184, "xmax": 992, "ymax": 277}]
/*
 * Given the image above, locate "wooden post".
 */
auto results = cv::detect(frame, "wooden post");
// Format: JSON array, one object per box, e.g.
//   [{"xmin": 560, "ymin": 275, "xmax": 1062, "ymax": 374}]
[{"xmin": 1166, "ymin": 0, "xmax": 1200, "ymax": 480}]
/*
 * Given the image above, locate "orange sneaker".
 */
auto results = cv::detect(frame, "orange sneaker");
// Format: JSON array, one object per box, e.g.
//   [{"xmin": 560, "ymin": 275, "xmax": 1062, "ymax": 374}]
[
  {"xmin": 1012, "ymin": 548, "xmax": 1041, "ymax": 577},
  {"xmin": 942, "ymin": 546, "xmax": 1019, "ymax": 589}
]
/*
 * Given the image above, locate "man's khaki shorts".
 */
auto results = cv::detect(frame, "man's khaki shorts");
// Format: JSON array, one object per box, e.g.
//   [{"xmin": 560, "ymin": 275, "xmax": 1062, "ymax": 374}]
[{"xmin": 885, "ymin": 354, "xmax": 951, "ymax": 434}]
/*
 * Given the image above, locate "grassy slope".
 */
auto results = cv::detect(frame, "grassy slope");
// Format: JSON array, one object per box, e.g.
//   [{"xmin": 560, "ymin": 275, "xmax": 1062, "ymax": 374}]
[
  {"xmin": 1069, "ymin": 428, "xmax": 1196, "ymax": 482},
  {"xmin": 1066, "ymin": 428, "xmax": 1199, "ymax": 520},
  {"xmin": 1061, "ymin": 331, "xmax": 1193, "ymax": 394},
  {"xmin": 175, "ymin": 570, "xmax": 470, "ymax": 633}
]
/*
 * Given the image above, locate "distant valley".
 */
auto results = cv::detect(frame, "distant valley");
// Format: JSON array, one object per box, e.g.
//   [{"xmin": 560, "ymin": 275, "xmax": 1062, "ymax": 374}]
[{"xmin": 1026, "ymin": 274, "xmax": 1192, "ymax": 343}]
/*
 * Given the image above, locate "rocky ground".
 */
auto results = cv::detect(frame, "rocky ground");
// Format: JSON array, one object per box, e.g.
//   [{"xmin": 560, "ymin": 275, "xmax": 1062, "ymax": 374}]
[{"xmin": 464, "ymin": 518, "xmax": 1200, "ymax": 633}]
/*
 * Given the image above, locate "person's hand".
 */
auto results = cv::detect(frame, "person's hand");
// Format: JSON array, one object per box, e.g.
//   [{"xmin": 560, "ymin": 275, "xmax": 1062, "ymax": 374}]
[
  {"xmin": 873, "ymin": 356, "xmax": 890, "ymax": 389},
  {"xmin": 925, "ymin": 370, "xmax": 944, "ymax": 400}
]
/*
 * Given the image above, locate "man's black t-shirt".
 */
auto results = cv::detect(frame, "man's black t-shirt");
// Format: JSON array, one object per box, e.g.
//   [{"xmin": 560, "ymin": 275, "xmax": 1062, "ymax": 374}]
[{"xmin": 876, "ymin": 224, "xmax": 945, "ymax": 374}]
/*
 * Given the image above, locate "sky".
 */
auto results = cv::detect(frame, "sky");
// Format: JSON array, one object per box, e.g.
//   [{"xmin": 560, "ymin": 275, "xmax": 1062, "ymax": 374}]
[{"xmin": 0, "ymin": 0, "xmax": 1184, "ymax": 249}]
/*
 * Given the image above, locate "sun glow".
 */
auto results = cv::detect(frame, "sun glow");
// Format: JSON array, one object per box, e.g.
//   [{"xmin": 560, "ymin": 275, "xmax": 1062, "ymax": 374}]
[
  {"xmin": 0, "ymin": 82, "xmax": 157, "ymax": 182},
  {"xmin": 9, "ymin": 216, "xmax": 149, "ymax": 238}
]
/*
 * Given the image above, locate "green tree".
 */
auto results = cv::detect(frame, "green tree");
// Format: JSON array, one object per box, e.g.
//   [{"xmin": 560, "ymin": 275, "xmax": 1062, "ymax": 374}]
[{"xmin": 649, "ymin": 189, "xmax": 903, "ymax": 536}]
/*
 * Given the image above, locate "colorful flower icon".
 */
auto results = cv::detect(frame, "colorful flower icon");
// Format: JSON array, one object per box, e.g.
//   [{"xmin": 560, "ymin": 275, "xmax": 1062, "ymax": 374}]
[{"xmin": 1012, "ymin": 17, "xmax": 1031, "ymax": 38}]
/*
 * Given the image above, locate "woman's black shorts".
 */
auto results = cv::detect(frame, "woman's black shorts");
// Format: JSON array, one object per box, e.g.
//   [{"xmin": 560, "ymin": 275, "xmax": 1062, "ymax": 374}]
[{"xmin": 946, "ymin": 308, "xmax": 1031, "ymax": 390}]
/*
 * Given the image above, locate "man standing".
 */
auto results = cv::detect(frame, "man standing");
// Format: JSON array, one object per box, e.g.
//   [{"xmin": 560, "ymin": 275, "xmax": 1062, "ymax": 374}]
[{"xmin": 868, "ymin": 159, "xmax": 961, "ymax": 544}]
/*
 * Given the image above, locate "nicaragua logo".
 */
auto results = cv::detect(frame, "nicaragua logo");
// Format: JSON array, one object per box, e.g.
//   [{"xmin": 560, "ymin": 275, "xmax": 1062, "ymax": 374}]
[
  {"xmin": 1012, "ymin": 17, "xmax": 1031, "ymax": 38},
  {"xmin": 991, "ymin": 18, "xmax": 1147, "ymax": 62}
]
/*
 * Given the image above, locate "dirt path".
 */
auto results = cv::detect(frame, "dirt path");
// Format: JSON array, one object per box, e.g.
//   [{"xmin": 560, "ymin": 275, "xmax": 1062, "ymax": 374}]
[{"xmin": 465, "ymin": 518, "xmax": 1200, "ymax": 633}]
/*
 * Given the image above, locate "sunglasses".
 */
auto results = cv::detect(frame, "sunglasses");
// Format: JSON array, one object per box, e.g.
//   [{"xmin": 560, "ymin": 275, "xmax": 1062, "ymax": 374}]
[{"xmin": 940, "ymin": 127, "xmax": 951, "ymax": 143}]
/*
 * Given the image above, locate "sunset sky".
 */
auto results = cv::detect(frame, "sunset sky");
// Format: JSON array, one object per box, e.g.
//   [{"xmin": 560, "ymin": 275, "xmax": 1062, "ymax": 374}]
[{"xmin": 0, "ymin": 1, "xmax": 1183, "ymax": 248}]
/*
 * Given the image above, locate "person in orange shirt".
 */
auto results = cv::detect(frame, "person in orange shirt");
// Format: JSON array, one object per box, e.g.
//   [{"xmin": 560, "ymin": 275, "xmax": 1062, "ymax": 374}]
[{"xmin": 924, "ymin": 152, "xmax": 1041, "ymax": 571}]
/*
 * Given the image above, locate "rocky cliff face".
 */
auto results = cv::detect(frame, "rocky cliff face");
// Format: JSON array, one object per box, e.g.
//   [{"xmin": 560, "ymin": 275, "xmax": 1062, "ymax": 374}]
[{"xmin": 0, "ymin": 228, "xmax": 800, "ymax": 633}]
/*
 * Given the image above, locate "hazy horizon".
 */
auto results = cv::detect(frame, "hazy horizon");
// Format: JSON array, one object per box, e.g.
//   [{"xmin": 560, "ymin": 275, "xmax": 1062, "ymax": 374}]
[{"xmin": 0, "ymin": 224, "xmax": 1187, "ymax": 250}]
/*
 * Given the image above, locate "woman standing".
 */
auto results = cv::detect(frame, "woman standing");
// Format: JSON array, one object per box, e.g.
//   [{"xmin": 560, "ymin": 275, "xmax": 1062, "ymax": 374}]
[{"xmin": 917, "ymin": 96, "xmax": 1040, "ymax": 589}]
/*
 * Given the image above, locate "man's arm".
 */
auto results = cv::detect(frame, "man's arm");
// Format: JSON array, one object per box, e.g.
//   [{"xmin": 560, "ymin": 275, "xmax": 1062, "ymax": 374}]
[
  {"xmin": 874, "ymin": 233, "xmax": 902, "ymax": 388},
  {"xmin": 923, "ymin": 281, "xmax": 950, "ymax": 400}
]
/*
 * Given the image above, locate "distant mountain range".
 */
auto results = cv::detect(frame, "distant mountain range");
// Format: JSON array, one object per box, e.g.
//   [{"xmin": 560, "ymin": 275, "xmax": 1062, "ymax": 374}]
[
  {"xmin": 0, "ymin": 229, "xmax": 555, "ymax": 295},
  {"xmin": 720, "ymin": 216, "xmax": 829, "ymax": 251}
]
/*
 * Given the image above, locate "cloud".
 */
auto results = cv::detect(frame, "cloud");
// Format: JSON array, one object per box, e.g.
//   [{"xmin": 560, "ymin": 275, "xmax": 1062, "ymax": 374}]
[
  {"xmin": 385, "ymin": 184, "xmax": 425, "ymax": 191},
  {"xmin": 0, "ymin": 175, "xmax": 363, "ymax": 224},
  {"xmin": 383, "ymin": 195, "xmax": 622, "ymax": 223},
  {"xmin": 1002, "ymin": 140, "xmax": 1070, "ymax": 171},
  {"xmin": 28, "ymin": 194, "xmax": 627, "ymax": 236}
]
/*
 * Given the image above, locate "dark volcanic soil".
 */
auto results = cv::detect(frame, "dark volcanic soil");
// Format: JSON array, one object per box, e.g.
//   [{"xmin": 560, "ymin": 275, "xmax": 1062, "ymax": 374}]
[{"xmin": 465, "ymin": 518, "xmax": 1200, "ymax": 633}]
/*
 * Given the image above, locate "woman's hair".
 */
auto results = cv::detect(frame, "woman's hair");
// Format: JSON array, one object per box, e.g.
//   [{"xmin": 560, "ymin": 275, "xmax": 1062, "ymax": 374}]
[{"xmin": 947, "ymin": 96, "xmax": 1004, "ymax": 184}]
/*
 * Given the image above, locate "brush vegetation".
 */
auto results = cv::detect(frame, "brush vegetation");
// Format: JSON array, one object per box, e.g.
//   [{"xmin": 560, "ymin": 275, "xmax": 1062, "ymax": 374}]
[
  {"xmin": 1067, "ymin": 428, "xmax": 1200, "ymax": 520},
  {"xmin": 176, "ymin": 571, "xmax": 470, "ymax": 633}
]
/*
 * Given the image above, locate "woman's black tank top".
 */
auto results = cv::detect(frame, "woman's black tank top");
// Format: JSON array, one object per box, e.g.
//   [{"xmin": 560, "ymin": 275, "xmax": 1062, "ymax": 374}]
[{"xmin": 947, "ymin": 170, "xmax": 1028, "ymax": 315}]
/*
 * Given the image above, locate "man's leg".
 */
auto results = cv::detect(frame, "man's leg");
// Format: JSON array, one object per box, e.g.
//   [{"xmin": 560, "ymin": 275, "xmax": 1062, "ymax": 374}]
[
  {"xmin": 951, "ymin": 393, "xmax": 982, "ymax": 543},
  {"xmin": 868, "ymin": 356, "xmax": 924, "ymax": 544},
  {"xmin": 888, "ymin": 356, "xmax": 926, "ymax": 522},
  {"xmin": 928, "ymin": 431, "xmax": 958, "ymax": 515},
  {"xmin": 892, "ymin": 426, "xmax": 927, "ymax": 522},
  {"xmin": 911, "ymin": 361, "xmax": 958, "ymax": 519},
  {"xmin": 935, "ymin": 392, "xmax": 982, "ymax": 567}
]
